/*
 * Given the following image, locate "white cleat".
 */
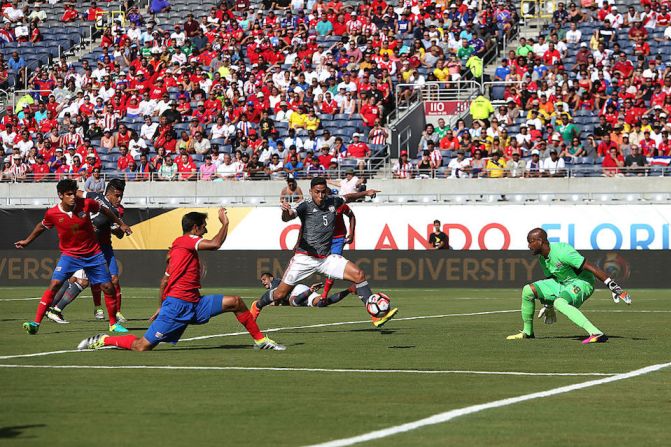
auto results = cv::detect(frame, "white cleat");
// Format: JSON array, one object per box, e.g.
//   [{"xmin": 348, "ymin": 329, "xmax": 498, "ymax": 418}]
[
  {"xmin": 77, "ymin": 333, "xmax": 108, "ymax": 350},
  {"xmin": 46, "ymin": 309, "xmax": 69, "ymax": 324},
  {"xmin": 94, "ymin": 308, "xmax": 105, "ymax": 320},
  {"xmin": 254, "ymin": 337, "xmax": 287, "ymax": 351}
]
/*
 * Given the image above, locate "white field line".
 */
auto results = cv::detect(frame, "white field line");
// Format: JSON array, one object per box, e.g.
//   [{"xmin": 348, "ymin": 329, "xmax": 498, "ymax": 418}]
[
  {"xmin": 304, "ymin": 361, "xmax": 671, "ymax": 447},
  {"xmin": 179, "ymin": 309, "xmax": 519, "ymax": 342},
  {"xmin": 0, "ymin": 364, "xmax": 615, "ymax": 376},
  {"xmin": 0, "ymin": 309, "xmax": 517, "ymax": 360}
]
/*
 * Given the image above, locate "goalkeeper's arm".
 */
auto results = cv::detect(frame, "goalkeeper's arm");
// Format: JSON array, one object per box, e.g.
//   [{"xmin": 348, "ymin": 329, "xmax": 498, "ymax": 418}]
[{"xmin": 582, "ymin": 261, "xmax": 631, "ymax": 303}]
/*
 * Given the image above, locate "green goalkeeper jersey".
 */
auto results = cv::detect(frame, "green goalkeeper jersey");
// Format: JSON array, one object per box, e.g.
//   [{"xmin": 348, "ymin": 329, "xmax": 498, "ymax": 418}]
[{"xmin": 539, "ymin": 242, "xmax": 595, "ymax": 286}]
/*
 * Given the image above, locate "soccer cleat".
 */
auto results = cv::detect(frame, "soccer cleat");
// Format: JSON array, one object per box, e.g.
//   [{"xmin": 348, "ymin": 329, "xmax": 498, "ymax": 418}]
[
  {"xmin": 46, "ymin": 308, "xmax": 69, "ymax": 324},
  {"xmin": 94, "ymin": 308, "xmax": 105, "ymax": 320},
  {"xmin": 109, "ymin": 323, "xmax": 129, "ymax": 333},
  {"xmin": 249, "ymin": 300, "xmax": 261, "ymax": 320},
  {"xmin": 116, "ymin": 311, "xmax": 128, "ymax": 323},
  {"xmin": 254, "ymin": 337, "xmax": 286, "ymax": 351},
  {"xmin": 371, "ymin": 307, "xmax": 398, "ymax": 328},
  {"xmin": 23, "ymin": 321, "xmax": 39, "ymax": 335},
  {"xmin": 506, "ymin": 331, "xmax": 535, "ymax": 340},
  {"xmin": 77, "ymin": 333, "xmax": 109, "ymax": 350},
  {"xmin": 582, "ymin": 333, "xmax": 608, "ymax": 344}
]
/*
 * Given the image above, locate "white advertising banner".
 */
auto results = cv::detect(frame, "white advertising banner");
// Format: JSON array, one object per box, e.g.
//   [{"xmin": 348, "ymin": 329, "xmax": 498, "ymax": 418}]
[{"xmin": 224, "ymin": 205, "xmax": 671, "ymax": 251}]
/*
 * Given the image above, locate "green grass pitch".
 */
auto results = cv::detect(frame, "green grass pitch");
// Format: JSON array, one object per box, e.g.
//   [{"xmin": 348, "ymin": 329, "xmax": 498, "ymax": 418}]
[{"xmin": 0, "ymin": 287, "xmax": 669, "ymax": 446}]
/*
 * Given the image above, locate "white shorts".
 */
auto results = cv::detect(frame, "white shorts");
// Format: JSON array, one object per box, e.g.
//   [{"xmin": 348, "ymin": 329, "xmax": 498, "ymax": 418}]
[
  {"xmin": 73, "ymin": 269, "xmax": 88, "ymax": 280},
  {"xmin": 282, "ymin": 253, "xmax": 349, "ymax": 286}
]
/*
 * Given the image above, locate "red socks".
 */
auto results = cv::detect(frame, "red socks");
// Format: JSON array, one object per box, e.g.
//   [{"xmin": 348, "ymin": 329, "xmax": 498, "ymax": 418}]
[
  {"xmin": 105, "ymin": 292, "xmax": 117, "ymax": 325},
  {"xmin": 321, "ymin": 278, "xmax": 335, "ymax": 299},
  {"xmin": 91, "ymin": 284, "xmax": 102, "ymax": 307},
  {"xmin": 104, "ymin": 334, "xmax": 137, "ymax": 350},
  {"xmin": 114, "ymin": 283, "xmax": 122, "ymax": 312},
  {"xmin": 35, "ymin": 288, "xmax": 57, "ymax": 323},
  {"xmin": 236, "ymin": 310, "xmax": 264, "ymax": 341}
]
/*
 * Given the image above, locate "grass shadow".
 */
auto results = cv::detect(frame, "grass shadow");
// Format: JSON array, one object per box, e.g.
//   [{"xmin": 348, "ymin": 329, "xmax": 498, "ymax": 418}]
[{"xmin": 0, "ymin": 424, "xmax": 46, "ymax": 439}]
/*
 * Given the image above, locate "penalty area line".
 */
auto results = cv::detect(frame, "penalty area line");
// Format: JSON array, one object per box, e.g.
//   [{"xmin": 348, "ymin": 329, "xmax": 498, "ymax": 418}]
[
  {"xmin": 0, "ymin": 364, "xmax": 616, "ymax": 377},
  {"xmin": 0, "ymin": 309, "xmax": 517, "ymax": 360},
  {"xmin": 303, "ymin": 361, "xmax": 671, "ymax": 447}
]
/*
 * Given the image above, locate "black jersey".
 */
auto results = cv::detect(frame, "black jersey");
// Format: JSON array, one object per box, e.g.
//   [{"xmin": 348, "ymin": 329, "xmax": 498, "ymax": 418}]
[
  {"xmin": 85, "ymin": 192, "xmax": 122, "ymax": 245},
  {"xmin": 294, "ymin": 195, "xmax": 346, "ymax": 257}
]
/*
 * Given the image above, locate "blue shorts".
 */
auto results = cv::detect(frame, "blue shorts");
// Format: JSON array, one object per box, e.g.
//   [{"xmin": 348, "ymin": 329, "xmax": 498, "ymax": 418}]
[
  {"xmin": 101, "ymin": 244, "xmax": 119, "ymax": 276},
  {"xmin": 52, "ymin": 253, "xmax": 111, "ymax": 285},
  {"xmin": 143, "ymin": 295, "xmax": 224, "ymax": 346},
  {"xmin": 330, "ymin": 237, "xmax": 345, "ymax": 255}
]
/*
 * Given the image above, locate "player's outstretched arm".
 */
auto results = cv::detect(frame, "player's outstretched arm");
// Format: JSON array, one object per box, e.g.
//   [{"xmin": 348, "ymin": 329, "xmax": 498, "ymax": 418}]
[
  {"xmin": 99, "ymin": 205, "xmax": 132, "ymax": 235},
  {"xmin": 346, "ymin": 210, "xmax": 356, "ymax": 244},
  {"xmin": 583, "ymin": 261, "xmax": 632, "ymax": 304},
  {"xmin": 281, "ymin": 201, "xmax": 296, "ymax": 222},
  {"xmin": 14, "ymin": 221, "xmax": 47, "ymax": 249},
  {"xmin": 343, "ymin": 189, "xmax": 380, "ymax": 203},
  {"xmin": 198, "ymin": 208, "xmax": 229, "ymax": 250}
]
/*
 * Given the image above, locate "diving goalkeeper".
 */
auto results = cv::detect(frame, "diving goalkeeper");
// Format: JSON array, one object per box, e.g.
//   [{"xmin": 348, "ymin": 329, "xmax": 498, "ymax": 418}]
[{"xmin": 507, "ymin": 228, "xmax": 632, "ymax": 344}]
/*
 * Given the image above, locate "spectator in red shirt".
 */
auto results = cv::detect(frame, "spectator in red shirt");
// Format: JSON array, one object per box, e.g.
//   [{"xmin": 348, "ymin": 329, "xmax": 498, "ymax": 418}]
[
  {"xmin": 177, "ymin": 153, "xmax": 196, "ymax": 181},
  {"xmin": 62, "ymin": 4, "xmax": 79, "ymax": 22},
  {"xmin": 117, "ymin": 145, "xmax": 134, "ymax": 172},
  {"xmin": 32, "ymin": 154, "xmax": 50, "ymax": 182},
  {"xmin": 597, "ymin": 134, "xmax": 618, "ymax": 156},
  {"xmin": 602, "ymin": 147, "xmax": 624, "ymax": 176},
  {"xmin": 346, "ymin": 133, "xmax": 371, "ymax": 171}
]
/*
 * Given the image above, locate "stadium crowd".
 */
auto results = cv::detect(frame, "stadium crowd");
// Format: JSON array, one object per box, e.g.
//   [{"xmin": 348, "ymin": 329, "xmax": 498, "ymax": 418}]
[
  {"xmin": 394, "ymin": 0, "xmax": 671, "ymax": 178},
  {"xmin": 0, "ymin": 0, "xmax": 513, "ymax": 182}
]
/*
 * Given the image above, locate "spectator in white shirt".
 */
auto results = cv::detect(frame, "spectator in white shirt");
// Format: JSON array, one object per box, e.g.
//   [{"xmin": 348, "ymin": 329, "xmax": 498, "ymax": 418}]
[{"xmin": 541, "ymin": 149, "xmax": 566, "ymax": 176}]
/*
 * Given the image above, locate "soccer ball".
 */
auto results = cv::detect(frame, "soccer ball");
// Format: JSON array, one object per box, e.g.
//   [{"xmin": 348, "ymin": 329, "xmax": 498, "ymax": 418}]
[{"xmin": 366, "ymin": 293, "xmax": 391, "ymax": 318}]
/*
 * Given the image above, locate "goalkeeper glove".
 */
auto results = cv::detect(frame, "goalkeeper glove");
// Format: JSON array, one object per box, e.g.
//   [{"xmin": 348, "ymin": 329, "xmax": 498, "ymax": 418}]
[
  {"xmin": 537, "ymin": 305, "xmax": 557, "ymax": 324},
  {"xmin": 605, "ymin": 278, "xmax": 632, "ymax": 305}
]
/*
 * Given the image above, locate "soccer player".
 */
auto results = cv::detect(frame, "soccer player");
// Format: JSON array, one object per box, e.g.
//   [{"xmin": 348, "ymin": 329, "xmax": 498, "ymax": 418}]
[
  {"xmin": 77, "ymin": 209, "xmax": 285, "ymax": 351},
  {"xmin": 16, "ymin": 179, "xmax": 132, "ymax": 335},
  {"xmin": 250, "ymin": 176, "xmax": 398, "ymax": 328},
  {"xmin": 47, "ymin": 179, "xmax": 128, "ymax": 324},
  {"xmin": 260, "ymin": 272, "xmax": 355, "ymax": 307},
  {"xmin": 507, "ymin": 228, "xmax": 632, "ymax": 344},
  {"xmin": 320, "ymin": 195, "xmax": 355, "ymax": 301}
]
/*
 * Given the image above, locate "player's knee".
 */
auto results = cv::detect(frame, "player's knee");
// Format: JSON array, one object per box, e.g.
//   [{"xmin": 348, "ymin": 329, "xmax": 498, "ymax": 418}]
[
  {"xmin": 231, "ymin": 295, "xmax": 244, "ymax": 310},
  {"xmin": 523, "ymin": 284, "xmax": 537, "ymax": 301},
  {"xmin": 79, "ymin": 279, "xmax": 90, "ymax": 289},
  {"xmin": 100, "ymin": 282, "xmax": 114, "ymax": 294},
  {"xmin": 351, "ymin": 268, "xmax": 366, "ymax": 284},
  {"xmin": 273, "ymin": 288, "xmax": 288, "ymax": 301},
  {"xmin": 111, "ymin": 276, "xmax": 119, "ymax": 286}
]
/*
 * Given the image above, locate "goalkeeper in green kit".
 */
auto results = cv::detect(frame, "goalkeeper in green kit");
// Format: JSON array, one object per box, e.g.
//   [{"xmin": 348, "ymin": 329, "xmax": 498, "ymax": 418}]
[{"xmin": 507, "ymin": 228, "xmax": 632, "ymax": 344}]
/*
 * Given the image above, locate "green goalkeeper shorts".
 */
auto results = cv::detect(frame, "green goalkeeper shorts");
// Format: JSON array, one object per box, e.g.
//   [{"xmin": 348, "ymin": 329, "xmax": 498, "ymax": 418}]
[{"xmin": 531, "ymin": 278, "xmax": 594, "ymax": 308}]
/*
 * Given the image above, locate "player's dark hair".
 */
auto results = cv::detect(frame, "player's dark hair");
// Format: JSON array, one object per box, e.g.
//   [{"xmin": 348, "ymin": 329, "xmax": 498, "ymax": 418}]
[
  {"xmin": 182, "ymin": 212, "xmax": 208, "ymax": 233},
  {"xmin": 56, "ymin": 179, "xmax": 78, "ymax": 195},
  {"xmin": 260, "ymin": 272, "xmax": 274, "ymax": 279},
  {"xmin": 105, "ymin": 178, "xmax": 126, "ymax": 194},
  {"xmin": 310, "ymin": 176, "xmax": 327, "ymax": 189},
  {"xmin": 434, "ymin": 220, "xmax": 441, "ymax": 225}
]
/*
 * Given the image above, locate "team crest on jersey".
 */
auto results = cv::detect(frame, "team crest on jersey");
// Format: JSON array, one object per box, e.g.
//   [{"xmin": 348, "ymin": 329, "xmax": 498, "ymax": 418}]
[
  {"xmin": 77, "ymin": 211, "xmax": 86, "ymax": 218},
  {"xmin": 573, "ymin": 286, "xmax": 581, "ymax": 294},
  {"xmin": 555, "ymin": 262, "xmax": 563, "ymax": 269},
  {"xmin": 154, "ymin": 331, "xmax": 164, "ymax": 339},
  {"xmin": 328, "ymin": 205, "xmax": 335, "ymax": 212}
]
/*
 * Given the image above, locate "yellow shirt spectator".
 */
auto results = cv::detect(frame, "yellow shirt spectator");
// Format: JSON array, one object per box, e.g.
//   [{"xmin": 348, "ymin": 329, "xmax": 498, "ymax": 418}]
[
  {"xmin": 305, "ymin": 115, "xmax": 320, "ymax": 131},
  {"xmin": 289, "ymin": 111, "xmax": 306, "ymax": 129},
  {"xmin": 470, "ymin": 95, "xmax": 494, "ymax": 120},
  {"xmin": 433, "ymin": 66, "xmax": 450, "ymax": 81},
  {"xmin": 486, "ymin": 155, "xmax": 506, "ymax": 178}
]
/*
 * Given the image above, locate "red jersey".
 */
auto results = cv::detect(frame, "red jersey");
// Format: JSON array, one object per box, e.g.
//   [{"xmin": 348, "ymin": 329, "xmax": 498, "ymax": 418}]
[
  {"xmin": 41, "ymin": 198, "xmax": 102, "ymax": 258},
  {"xmin": 164, "ymin": 234, "xmax": 203, "ymax": 303},
  {"xmin": 333, "ymin": 203, "xmax": 353, "ymax": 238}
]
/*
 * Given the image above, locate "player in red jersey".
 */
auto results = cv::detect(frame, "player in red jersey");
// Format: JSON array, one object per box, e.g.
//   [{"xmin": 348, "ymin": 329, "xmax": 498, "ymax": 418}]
[
  {"xmin": 77, "ymin": 209, "xmax": 286, "ymax": 351},
  {"xmin": 16, "ymin": 179, "xmax": 132, "ymax": 334},
  {"xmin": 320, "ymin": 197, "xmax": 356, "ymax": 301}
]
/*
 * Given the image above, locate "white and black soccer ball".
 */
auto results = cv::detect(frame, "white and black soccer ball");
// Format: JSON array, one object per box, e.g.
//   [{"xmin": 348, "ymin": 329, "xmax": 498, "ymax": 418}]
[{"xmin": 366, "ymin": 293, "xmax": 391, "ymax": 318}]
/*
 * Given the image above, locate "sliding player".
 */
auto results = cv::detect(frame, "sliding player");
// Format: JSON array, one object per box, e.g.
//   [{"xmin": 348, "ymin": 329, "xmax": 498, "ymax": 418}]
[
  {"xmin": 320, "ymin": 197, "xmax": 355, "ymax": 301},
  {"xmin": 16, "ymin": 179, "xmax": 132, "ymax": 334},
  {"xmin": 77, "ymin": 209, "xmax": 285, "ymax": 351},
  {"xmin": 47, "ymin": 179, "xmax": 128, "ymax": 324},
  {"xmin": 507, "ymin": 228, "xmax": 632, "ymax": 344},
  {"xmin": 250, "ymin": 176, "xmax": 398, "ymax": 328},
  {"xmin": 260, "ymin": 272, "xmax": 355, "ymax": 307}
]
